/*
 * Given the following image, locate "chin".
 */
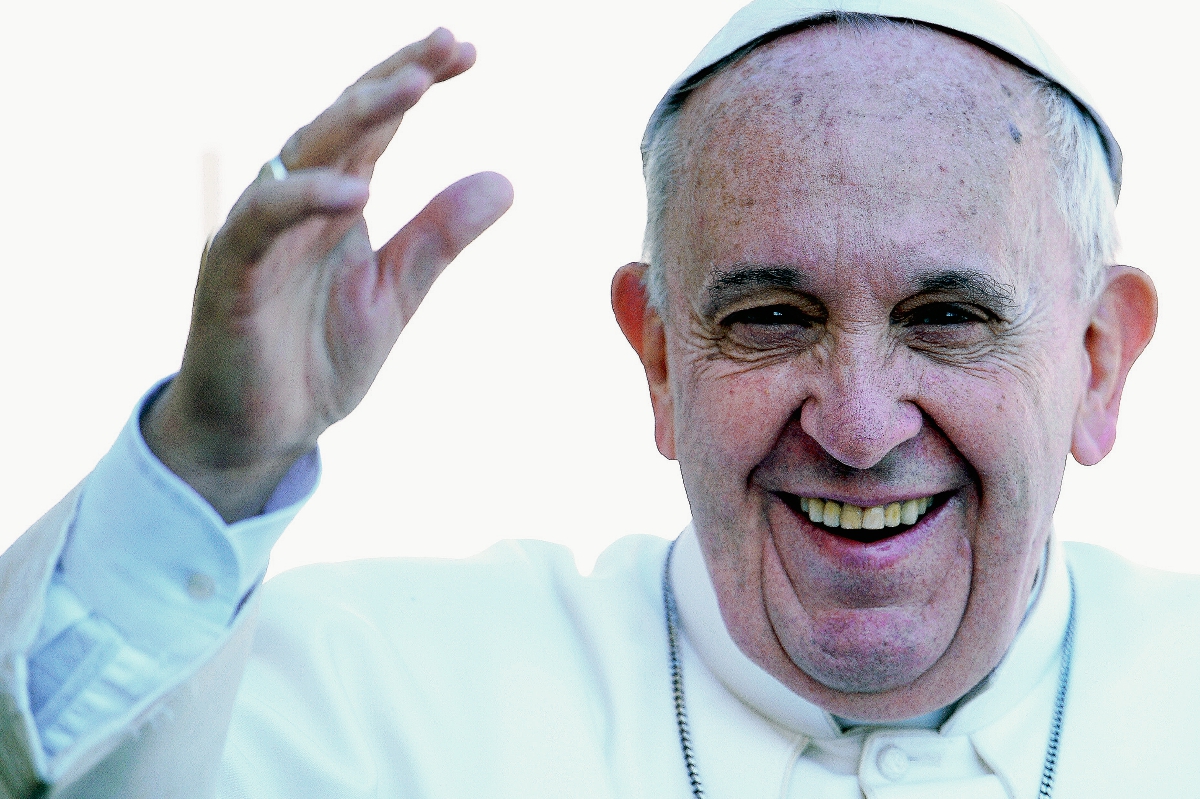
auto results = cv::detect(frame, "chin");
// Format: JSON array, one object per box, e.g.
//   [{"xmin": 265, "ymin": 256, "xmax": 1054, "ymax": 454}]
[{"xmin": 778, "ymin": 606, "xmax": 949, "ymax": 694}]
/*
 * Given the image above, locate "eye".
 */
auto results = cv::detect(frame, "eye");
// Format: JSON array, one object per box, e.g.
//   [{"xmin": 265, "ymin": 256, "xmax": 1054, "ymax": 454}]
[
  {"xmin": 721, "ymin": 304, "xmax": 819, "ymax": 327},
  {"xmin": 899, "ymin": 302, "xmax": 989, "ymax": 326}
]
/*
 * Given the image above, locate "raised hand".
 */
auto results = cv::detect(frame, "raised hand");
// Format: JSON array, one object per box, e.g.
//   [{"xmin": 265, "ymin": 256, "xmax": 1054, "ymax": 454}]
[{"xmin": 142, "ymin": 28, "xmax": 513, "ymax": 522}]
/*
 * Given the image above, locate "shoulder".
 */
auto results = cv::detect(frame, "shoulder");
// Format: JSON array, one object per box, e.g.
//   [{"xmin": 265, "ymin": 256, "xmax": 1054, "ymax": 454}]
[
  {"xmin": 255, "ymin": 534, "xmax": 673, "ymax": 651},
  {"xmin": 1065, "ymin": 540, "xmax": 1200, "ymax": 620},
  {"xmin": 1065, "ymin": 540, "xmax": 1200, "ymax": 664},
  {"xmin": 1058, "ymin": 542, "xmax": 1200, "ymax": 789},
  {"xmin": 1060, "ymin": 537, "xmax": 1200, "ymax": 758},
  {"xmin": 262, "ymin": 533, "xmax": 671, "ymax": 601},
  {"xmin": 226, "ymin": 536, "xmax": 679, "ymax": 794},
  {"xmin": 238, "ymin": 535, "xmax": 674, "ymax": 752}
]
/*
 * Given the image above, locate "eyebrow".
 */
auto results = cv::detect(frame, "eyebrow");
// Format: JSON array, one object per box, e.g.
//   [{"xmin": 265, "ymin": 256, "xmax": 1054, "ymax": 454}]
[
  {"xmin": 702, "ymin": 265, "xmax": 813, "ymax": 318},
  {"xmin": 911, "ymin": 269, "xmax": 1018, "ymax": 312},
  {"xmin": 700, "ymin": 264, "xmax": 1019, "ymax": 319}
]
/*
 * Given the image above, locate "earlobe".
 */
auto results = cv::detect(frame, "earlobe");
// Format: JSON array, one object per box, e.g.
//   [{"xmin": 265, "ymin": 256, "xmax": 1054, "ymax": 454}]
[
  {"xmin": 611, "ymin": 263, "xmax": 676, "ymax": 460},
  {"xmin": 1071, "ymin": 266, "xmax": 1158, "ymax": 465}
]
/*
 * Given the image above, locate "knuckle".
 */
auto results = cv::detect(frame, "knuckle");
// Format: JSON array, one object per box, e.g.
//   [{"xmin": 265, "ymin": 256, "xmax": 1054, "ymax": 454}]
[
  {"xmin": 342, "ymin": 83, "xmax": 376, "ymax": 120},
  {"xmin": 281, "ymin": 127, "xmax": 311, "ymax": 164},
  {"xmin": 234, "ymin": 186, "xmax": 276, "ymax": 230},
  {"xmin": 279, "ymin": 139, "xmax": 301, "ymax": 167},
  {"xmin": 226, "ymin": 190, "xmax": 251, "ymax": 222},
  {"xmin": 205, "ymin": 228, "xmax": 230, "ymax": 263},
  {"xmin": 417, "ymin": 220, "xmax": 457, "ymax": 265},
  {"xmin": 241, "ymin": 189, "xmax": 267, "ymax": 218},
  {"xmin": 302, "ymin": 180, "xmax": 326, "ymax": 206}
]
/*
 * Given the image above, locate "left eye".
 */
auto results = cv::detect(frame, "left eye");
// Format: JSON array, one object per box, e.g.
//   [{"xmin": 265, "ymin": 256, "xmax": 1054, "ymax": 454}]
[{"xmin": 900, "ymin": 303, "xmax": 985, "ymax": 326}]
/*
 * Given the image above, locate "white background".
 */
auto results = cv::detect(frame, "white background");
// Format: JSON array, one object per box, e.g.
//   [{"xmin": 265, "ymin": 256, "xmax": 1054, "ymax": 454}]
[{"xmin": 0, "ymin": 0, "xmax": 1195, "ymax": 578}]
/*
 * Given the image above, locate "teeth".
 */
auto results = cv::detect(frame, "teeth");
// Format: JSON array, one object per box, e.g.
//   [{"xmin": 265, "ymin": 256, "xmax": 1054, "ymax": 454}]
[{"xmin": 796, "ymin": 494, "xmax": 939, "ymax": 533}]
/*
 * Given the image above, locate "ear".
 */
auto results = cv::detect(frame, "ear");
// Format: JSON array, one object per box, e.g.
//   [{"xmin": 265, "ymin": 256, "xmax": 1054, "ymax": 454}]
[
  {"xmin": 1071, "ymin": 266, "xmax": 1158, "ymax": 465},
  {"xmin": 612, "ymin": 263, "xmax": 676, "ymax": 460}
]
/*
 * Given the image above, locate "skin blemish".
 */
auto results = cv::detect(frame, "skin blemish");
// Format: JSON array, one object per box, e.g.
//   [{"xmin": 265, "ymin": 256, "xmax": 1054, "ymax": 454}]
[{"xmin": 1008, "ymin": 121, "xmax": 1023, "ymax": 144}]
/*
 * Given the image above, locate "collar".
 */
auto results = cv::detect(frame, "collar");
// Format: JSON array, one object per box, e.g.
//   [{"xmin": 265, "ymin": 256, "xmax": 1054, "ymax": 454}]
[{"xmin": 669, "ymin": 523, "xmax": 1071, "ymax": 777}]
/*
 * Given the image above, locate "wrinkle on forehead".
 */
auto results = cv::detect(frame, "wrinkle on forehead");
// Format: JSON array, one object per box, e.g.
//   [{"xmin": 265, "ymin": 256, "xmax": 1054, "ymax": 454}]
[
  {"xmin": 663, "ymin": 21, "xmax": 1063, "ymax": 297},
  {"xmin": 685, "ymin": 22, "xmax": 1040, "ymax": 166}
]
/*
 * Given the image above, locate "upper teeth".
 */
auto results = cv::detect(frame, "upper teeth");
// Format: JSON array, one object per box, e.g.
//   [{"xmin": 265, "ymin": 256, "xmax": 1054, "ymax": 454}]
[{"xmin": 798, "ymin": 496, "xmax": 935, "ymax": 530}]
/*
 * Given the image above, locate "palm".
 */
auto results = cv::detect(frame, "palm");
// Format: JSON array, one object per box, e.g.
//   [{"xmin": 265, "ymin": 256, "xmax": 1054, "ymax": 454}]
[
  {"xmin": 145, "ymin": 29, "xmax": 512, "ymax": 521},
  {"xmin": 240, "ymin": 212, "xmax": 387, "ymax": 434}
]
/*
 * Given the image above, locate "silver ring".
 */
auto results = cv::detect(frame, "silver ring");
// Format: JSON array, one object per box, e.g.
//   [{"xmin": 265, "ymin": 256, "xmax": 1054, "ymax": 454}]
[{"xmin": 265, "ymin": 155, "xmax": 289, "ymax": 181}]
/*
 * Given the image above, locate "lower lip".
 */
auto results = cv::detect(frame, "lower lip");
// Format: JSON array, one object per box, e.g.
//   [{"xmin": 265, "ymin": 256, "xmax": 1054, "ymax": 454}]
[{"xmin": 777, "ymin": 494, "xmax": 951, "ymax": 570}]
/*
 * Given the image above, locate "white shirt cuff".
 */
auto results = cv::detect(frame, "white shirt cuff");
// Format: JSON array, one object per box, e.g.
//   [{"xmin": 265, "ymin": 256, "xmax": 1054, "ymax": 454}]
[
  {"xmin": 28, "ymin": 377, "xmax": 319, "ymax": 761},
  {"xmin": 58, "ymin": 376, "xmax": 319, "ymax": 654}
]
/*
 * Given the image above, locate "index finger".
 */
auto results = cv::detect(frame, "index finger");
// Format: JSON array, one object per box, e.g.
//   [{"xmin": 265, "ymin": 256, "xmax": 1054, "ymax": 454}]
[
  {"xmin": 361, "ymin": 27, "xmax": 476, "ymax": 83},
  {"xmin": 279, "ymin": 28, "xmax": 476, "ymax": 172}
]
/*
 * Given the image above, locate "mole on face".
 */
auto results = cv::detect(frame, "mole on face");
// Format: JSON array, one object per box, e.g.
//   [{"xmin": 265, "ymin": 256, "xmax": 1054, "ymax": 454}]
[{"xmin": 1008, "ymin": 121, "xmax": 1023, "ymax": 144}]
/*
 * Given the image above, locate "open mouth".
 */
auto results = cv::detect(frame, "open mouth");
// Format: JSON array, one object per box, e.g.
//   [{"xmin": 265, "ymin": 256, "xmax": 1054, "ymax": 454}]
[{"xmin": 778, "ymin": 492, "xmax": 947, "ymax": 543}]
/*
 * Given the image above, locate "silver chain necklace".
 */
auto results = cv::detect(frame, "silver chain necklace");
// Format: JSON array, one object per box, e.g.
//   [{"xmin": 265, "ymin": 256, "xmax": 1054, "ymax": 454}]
[{"xmin": 662, "ymin": 542, "xmax": 1077, "ymax": 798}]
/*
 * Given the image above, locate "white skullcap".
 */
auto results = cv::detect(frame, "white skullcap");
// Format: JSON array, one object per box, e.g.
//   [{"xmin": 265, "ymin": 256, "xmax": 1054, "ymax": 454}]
[{"xmin": 644, "ymin": 0, "xmax": 1122, "ymax": 197}]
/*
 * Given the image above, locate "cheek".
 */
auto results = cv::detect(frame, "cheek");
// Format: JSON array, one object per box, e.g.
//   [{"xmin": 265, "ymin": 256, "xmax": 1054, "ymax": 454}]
[
  {"xmin": 917, "ymin": 356, "xmax": 1075, "ymax": 520},
  {"xmin": 672, "ymin": 355, "xmax": 805, "ymax": 499}
]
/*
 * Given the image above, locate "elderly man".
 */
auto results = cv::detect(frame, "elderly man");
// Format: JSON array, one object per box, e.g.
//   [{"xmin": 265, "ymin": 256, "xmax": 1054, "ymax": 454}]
[{"xmin": 0, "ymin": 0, "xmax": 1188, "ymax": 796}]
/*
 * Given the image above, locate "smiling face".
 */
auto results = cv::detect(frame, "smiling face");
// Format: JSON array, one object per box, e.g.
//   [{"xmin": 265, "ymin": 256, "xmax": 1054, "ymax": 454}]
[{"xmin": 656, "ymin": 22, "xmax": 1093, "ymax": 719}]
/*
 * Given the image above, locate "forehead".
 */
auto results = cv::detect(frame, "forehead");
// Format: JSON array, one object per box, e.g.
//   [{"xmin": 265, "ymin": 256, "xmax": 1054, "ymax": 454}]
[{"xmin": 666, "ymin": 21, "xmax": 1062, "ymax": 295}]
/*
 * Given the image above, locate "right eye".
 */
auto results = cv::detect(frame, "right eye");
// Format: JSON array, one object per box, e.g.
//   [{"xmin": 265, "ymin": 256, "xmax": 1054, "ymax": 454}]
[
  {"xmin": 721, "ymin": 304, "xmax": 819, "ymax": 327},
  {"xmin": 716, "ymin": 303, "xmax": 824, "ymax": 353}
]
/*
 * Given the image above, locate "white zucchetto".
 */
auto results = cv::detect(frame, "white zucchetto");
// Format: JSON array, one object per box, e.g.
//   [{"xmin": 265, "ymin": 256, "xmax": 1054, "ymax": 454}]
[{"xmin": 643, "ymin": 0, "xmax": 1122, "ymax": 196}]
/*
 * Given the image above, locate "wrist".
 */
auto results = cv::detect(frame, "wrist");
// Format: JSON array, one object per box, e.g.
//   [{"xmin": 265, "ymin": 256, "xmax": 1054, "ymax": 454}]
[{"xmin": 140, "ymin": 381, "xmax": 313, "ymax": 523}]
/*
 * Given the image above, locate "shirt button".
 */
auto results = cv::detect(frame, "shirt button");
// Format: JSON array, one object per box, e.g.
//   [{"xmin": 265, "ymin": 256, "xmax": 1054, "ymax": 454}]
[
  {"xmin": 876, "ymin": 744, "xmax": 911, "ymax": 781},
  {"xmin": 187, "ymin": 572, "xmax": 216, "ymax": 601}
]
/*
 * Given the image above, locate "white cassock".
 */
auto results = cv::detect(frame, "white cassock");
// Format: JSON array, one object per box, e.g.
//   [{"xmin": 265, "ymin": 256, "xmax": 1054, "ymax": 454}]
[
  {"xmin": 1, "ymin": 435, "xmax": 1199, "ymax": 798},
  {"xmin": 164, "ymin": 527, "xmax": 1200, "ymax": 798}
]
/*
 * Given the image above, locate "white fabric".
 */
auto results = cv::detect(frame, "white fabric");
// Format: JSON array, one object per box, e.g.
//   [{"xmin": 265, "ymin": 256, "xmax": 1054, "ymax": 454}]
[
  {"xmin": 219, "ymin": 530, "xmax": 1200, "ymax": 798},
  {"xmin": 23, "ymin": 379, "xmax": 318, "ymax": 768},
  {"xmin": 642, "ymin": 0, "xmax": 1122, "ymax": 194},
  {"xmin": 1, "ymin": 413, "xmax": 1200, "ymax": 795},
  {"xmin": 671, "ymin": 525, "xmax": 1066, "ymax": 796}
]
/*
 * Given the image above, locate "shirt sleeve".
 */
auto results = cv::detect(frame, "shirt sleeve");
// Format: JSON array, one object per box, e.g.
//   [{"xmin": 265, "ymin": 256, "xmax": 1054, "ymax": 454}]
[{"xmin": 26, "ymin": 378, "xmax": 320, "ymax": 762}]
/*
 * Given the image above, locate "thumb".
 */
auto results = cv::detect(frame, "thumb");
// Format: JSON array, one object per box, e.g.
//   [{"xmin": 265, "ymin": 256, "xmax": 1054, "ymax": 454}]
[{"xmin": 378, "ymin": 171, "xmax": 514, "ymax": 324}]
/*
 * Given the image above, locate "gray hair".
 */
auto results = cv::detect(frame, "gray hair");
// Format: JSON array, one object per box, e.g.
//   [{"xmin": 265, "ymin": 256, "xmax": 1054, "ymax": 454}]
[{"xmin": 641, "ymin": 14, "xmax": 1119, "ymax": 311}]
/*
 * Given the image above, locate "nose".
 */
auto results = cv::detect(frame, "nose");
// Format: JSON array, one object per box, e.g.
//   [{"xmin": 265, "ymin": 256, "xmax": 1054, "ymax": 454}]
[{"xmin": 799, "ymin": 337, "xmax": 922, "ymax": 470}]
